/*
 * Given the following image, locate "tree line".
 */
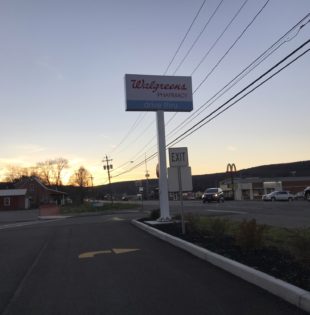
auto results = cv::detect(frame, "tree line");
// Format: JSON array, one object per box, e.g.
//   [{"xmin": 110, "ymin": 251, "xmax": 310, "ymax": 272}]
[{"xmin": 4, "ymin": 158, "xmax": 93, "ymax": 189}]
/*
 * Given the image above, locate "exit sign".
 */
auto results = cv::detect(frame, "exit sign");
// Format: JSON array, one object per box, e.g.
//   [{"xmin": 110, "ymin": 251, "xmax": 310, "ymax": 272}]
[{"xmin": 169, "ymin": 147, "xmax": 189, "ymax": 167}]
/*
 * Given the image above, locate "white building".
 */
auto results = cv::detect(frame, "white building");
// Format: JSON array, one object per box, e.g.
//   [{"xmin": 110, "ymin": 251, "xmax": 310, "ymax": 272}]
[{"xmin": 220, "ymin": 177, "xmax": 310, "ymax": 200}]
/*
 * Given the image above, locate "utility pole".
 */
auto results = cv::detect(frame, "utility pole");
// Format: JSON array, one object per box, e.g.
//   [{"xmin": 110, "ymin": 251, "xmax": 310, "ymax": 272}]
[{"xmin": 103, "ymin": 155, "xmax": 113, "ymax": 204}]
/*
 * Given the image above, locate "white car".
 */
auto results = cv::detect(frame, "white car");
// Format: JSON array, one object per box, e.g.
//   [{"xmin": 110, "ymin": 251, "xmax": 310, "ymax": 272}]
[
  {"xmin": 304, "ymin": 187, "xmax": 310, "ymax": 201},
  {"xmin": 262, "ymin": 191, "xmax": 294, "ymax": 201}
]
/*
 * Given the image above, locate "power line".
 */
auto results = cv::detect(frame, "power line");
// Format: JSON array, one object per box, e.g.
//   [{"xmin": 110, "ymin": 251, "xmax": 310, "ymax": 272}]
[
  {"xmin": 166, "ymin": 13, "xmax": 310, "ymax": 140},
  {"xmin": 111, "ymin": 40, "xmax": 310, "ymax": 179},
  {"xmin": 109, "ymin": 1, "xmax": 207, "ymax": 161},
  {"xmin": 164, "ymin": 0, "xmax": 269, "ymax": 132},
  {"xmin": 111, "ymin": 116, "xmax": 154, "ymax": 157},
  {"xmin": 109, "ymin": 3, "xmax": 304, "ymax": 179},
  {"xmin": 191, "ymin": 0, "xmax": 249, "ymax": 76},
  {"xmin": 163, "ymin": 0, "xmax": 207, "ymax": 75},
  {"xmin": 172, "ymin": 0, "xmax": 225, "ymax": 75},
  {"xmin": 109, "ymin": 112, "xmax": 146, "ymax": 155},
  {"xmin": 169, "ymin": 46, "xmax": 310, "ymax": 147},
  {"xmin": 168, "ymin": 39, "xmax": 310, "ymax": 147},
  {"xmin": 112, "ymin": 14, "xmax": 309, "ymax": 179},
  {"xmin": 193, "ymin": 0, "xmax": 270, "ymax": 94}
]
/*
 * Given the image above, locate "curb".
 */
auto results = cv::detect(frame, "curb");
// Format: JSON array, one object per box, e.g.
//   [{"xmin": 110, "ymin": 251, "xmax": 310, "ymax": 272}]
[{"xmin": 132, "ymin": 219, "xmax": 310, "ymax": 313}]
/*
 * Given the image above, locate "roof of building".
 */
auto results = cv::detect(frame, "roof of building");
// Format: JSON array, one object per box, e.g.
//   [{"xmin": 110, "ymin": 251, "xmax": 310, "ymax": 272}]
[
  {"xmin": 15, "ymin": 177, "xmax": 67, "ymax": 195},
  {"xmin": 0, "ymin": 189, "xmax": 27, "ymax": 197}
]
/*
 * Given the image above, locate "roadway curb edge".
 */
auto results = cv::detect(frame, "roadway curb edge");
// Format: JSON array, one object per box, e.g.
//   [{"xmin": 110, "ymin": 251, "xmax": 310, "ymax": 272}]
[{"xmin": 132, "ymin": 219, "xmax": 310, "ymax": 313}]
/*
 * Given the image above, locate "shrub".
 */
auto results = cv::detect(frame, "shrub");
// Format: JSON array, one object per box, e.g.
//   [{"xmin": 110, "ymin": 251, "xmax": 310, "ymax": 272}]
[
  {"xmin": 235, "ymin": 219, "xmax": 266, "ymax": 251},
  {"xmin": 208, "ymin": 218, "xmax": 229, "ymax": 242},
  {"xmin": 149, "ymin": 209, "xmax": 160, "ymax": 220},
  {"xmin": 185, "ymin": 215, "xmax": 229, "ymax": 241},
  {"xmin": 289, "ymin": 228, "xmax": 310, "ymax": 264}
]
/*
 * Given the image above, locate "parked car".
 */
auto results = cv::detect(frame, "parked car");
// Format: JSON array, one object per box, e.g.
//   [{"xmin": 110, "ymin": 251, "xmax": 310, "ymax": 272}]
[
  {"xmin": 304, "ymin": 187, "xmax": 310, "ymax": 201},
  {"xmin": 262, "ymin": 191, "xmax": 294, "ymax": 201},
  {"xmin": 202, "ymin": 188, "xmax": 224, "ymax": 203},
  {"xmin": 294, "ymin": 191, "xmax": 305, "ymax": 200},
  {"xmin": 121, "ymin": 195, "xmax": 129, "ymax": 201}
]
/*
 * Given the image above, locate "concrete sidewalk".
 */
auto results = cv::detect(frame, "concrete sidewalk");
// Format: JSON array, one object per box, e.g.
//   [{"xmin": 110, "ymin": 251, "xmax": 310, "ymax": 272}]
[{"xmin": 0, "ymin": 209, "xmax": 39, "ymax": 224}]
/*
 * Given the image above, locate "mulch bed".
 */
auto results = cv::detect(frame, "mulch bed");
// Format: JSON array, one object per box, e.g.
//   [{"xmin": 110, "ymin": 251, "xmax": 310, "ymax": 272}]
[{"xmin": 145, "ymin": 221, "xmax": 310, "ymax": 291}]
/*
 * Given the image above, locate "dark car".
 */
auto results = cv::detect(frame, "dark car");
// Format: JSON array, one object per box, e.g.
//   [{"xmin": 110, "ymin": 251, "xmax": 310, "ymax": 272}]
[{"xmin": 202, "ymin": 188, "xmax": 224, "ymax": 203}]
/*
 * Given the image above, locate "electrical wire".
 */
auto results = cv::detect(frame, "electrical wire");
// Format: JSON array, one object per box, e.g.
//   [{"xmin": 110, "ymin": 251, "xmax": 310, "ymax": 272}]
[
  {"xmin": 111, "ymin": 40, "xmax": 310, "ymax": 179},
  {"xmin": 193, "ymin": 0, "xmax": 270, "ymax": 94},
  {"xmin": 172, "ymin": 0, "xmax": 225, "ymax": 75},
  {"xmin": 191, "ymin": 0, "xmax": 249, "ymax": 76},
  {"xmin": 109, "ymin": 1, "xmax": 208, "ymax": 162},
  {"xmin": 163, "ymin": 0, "xmax": 207, "ymax": 75},
  {"xmin": 166, "ymin": 13, "xmax": 310, "ymax": 140},
  {"xmin": 165, "ymin": 0, "xmax": 269, "ymax": 131},
  {"xmin": 169, "ymin": 47, "xmax": 310, "ymax": 147},
  {"xmin": 109, "ymin": 5, "xmax": 306, "ymax": 180},
  {"xmin": 111, "ymin": 0, "xmax": 242, "ymax": 167},
  {"xmin": 109, "ymin": 112, "xmax": 146, "ymax": 155},
  {"xmin": 168, "ymin": 39, "xmax": 310, "ymax": 147},
  {"xmin": 113, "ymin": 14, "xmax": 309, "ymax": 179}
]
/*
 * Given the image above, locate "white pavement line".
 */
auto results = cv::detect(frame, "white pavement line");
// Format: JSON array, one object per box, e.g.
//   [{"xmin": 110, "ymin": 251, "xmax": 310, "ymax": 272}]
[
  {"xmin": 132, "ymin": 220, "xmax": 310, "ymax": 313},
  {"xmin": 0, "ymin": 219, "xmax": 64, "ymax": 230}
]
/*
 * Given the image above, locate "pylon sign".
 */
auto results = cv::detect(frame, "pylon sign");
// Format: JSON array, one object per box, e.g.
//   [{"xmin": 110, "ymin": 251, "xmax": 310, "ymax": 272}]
[
  {"xmin": 226, "ymin": 163, "xmax": 237, "ymax": 172},
  {"xmin": 125, "ymin": 74, "xmax": 193, "ymax": 112}
]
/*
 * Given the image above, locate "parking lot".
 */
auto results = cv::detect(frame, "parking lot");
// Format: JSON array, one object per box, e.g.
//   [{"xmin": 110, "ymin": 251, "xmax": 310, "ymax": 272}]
[{"xmin": 142, "ymin": 199, "xmax": 310, "ymax": 228}]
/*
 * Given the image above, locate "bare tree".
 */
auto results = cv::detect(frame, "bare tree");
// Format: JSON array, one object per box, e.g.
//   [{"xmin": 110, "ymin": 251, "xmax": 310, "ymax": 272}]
[
  {"xmin": 5, "ymin": 166, "xmax": 39, "ymax": 183},
  {"xmin": 53, "ymin": 158, "xmax": 69, "ymax": 187},
  {"xmin": 69, "ymin": 166, "xmax": 92, "ymax": 204},
  {"xmin": 69, "ymin": 166, "xmax": 92, "ymax": 187},
  {"xmin": 36, "ymin": 158, "xmax": 69, "ymax": 187},
  {"xmin": 37, "ymin": 160, "xmax": 54, "ymax": 185}
]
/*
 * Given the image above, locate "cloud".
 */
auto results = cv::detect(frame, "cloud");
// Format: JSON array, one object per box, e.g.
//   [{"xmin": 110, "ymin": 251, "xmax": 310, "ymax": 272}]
[
  {"xmin": 227, "ymin": 145, "xmax": 237, "ymax": 152},
  {"xmin": 0, "ymin": 157, "xmax": 32, "ymax": 167},
  {"xmin": 13, "ymin": 144, "xmax": 46, "ymax": 153}
]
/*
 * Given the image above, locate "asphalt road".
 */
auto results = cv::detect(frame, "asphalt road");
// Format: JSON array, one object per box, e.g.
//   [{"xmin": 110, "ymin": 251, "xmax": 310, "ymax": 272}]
[
  {"xmin": 140, "ymin": 199, "xmax": 310, "ymax": 228},
  {"xmin": 0, "ymin": 213, "xmax": 307, "ymax": 315}
]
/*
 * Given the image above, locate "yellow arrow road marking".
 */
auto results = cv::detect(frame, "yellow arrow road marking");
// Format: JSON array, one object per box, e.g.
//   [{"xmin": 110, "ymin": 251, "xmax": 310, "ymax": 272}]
[
  {"xmin": 112, "ymin": 248, "xmax": 140, "ymax": 254},
  {"xmin": 79, "ymin": 250, "xmax": 112, "ymax": 259},
  {"xmin": 78, "ymin": 248, "xmax": 140, "ymax": 259},
  {"xmin": 111, "ymin": 217, "xmax": 125, "ymax": 221}
]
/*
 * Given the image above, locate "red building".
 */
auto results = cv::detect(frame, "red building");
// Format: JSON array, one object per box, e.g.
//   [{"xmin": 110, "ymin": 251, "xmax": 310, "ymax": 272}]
[
  {"xmin": 0, "ymin": 189, "xmax": 29, "ymax": 211},
  {"xmin": 15, "ymin": 177, "xmax": 67, "ymax": 208}
]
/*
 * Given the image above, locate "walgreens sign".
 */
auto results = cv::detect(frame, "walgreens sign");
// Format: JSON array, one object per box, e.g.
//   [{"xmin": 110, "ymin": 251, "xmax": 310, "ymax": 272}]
[{"xmin": 125, "ymin": 74, "xmax": 193, "ymax": 112}]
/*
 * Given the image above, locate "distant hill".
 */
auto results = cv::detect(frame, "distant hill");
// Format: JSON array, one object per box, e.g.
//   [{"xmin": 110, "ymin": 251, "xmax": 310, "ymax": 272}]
[{"xmin": 236, "ymin": 160, "xmax": 310, "ymax": 178}]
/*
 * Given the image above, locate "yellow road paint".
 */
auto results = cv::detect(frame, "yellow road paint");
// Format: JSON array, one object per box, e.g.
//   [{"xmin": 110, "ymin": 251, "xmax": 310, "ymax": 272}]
[
  {"xmin": 111, "ymin": 217, "xmax": 125, "ymax": 221},
  {"xmin": 79, "ymin": 250, "xmax": 112, "ymax": 259},
  {"xmin": 78, "ymin": 248, "xmax": 140, "ymax": 259},
  {"xmin": 112, "ymin": 248, "xmax": 140, "ymax": 254}
]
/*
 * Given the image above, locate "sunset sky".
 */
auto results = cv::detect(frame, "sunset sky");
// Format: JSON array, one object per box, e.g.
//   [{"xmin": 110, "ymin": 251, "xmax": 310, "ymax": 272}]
[{"xmin": 0, "ymin": 0, "xmax": 309, "ymax": 185}]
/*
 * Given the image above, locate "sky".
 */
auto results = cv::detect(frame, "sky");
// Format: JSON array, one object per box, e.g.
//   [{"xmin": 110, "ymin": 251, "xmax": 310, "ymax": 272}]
[{"xmin": 0, "ymin": 0, "xmax": 309, "ymax": 186}]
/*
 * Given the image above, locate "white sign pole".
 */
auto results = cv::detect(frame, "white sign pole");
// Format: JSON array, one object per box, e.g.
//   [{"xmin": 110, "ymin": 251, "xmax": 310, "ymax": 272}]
[{"xmin": 156, "ymin": 110, "xmax": 170, "ymax": 221}]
